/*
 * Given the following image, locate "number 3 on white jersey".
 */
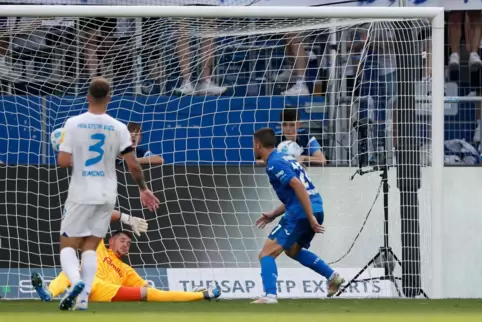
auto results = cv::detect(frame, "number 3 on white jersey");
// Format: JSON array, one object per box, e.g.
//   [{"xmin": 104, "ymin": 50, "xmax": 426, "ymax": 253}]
[{"xmin": 85, "ymin": 133, "xmax": 106, "ymax": 166}]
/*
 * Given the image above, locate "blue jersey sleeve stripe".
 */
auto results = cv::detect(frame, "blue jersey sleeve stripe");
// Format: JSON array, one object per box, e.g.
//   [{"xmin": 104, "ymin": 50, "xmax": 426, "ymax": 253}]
[{"xmin": 307, "ymin": 137, "xmax": 322, "ymax": 155}]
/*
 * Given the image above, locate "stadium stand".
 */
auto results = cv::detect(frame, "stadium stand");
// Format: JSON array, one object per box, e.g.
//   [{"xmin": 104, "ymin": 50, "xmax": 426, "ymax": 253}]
[{"xmin": 0, "ymin": 10, "xmax": 481, "ymax": 165}]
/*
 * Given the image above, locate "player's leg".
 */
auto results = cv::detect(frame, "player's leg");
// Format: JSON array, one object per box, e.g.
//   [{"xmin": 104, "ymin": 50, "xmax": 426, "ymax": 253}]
[
  {"xmin": 47, "ymin": 271, "xmax": 71, "ymax": 298},
  {"xmin": 81, "ymin": 280, "xmax": 117, "ymax": 303},
  {"xmin": 74, "ymin": 235, "xmax": 102, "ymax": 310},
  {"xmin": 285, "ymin": 243, "xmax": 343, "ymax": 297},
  {"xmin": 31, "ymin": 270, "xmax": 72, "ymax": 302},
  {"xmin": 59, "ymin": 202, "xmax": 89, "ymax": 310},
  {"xmin": 89, "ymin": 283, "xmax": 220, "ymax": 302},
  {"xmin": 58, "ymin": 235, "xmax": 85, "ymax": 310},
  {"xmin": 284, "ymin": 212, "xmax": 344, "ymax": 297},
  {"xmin": 31, "ymin": 272, "xmax": 52, "ymax": 302},
  {"xmin": 75, "ymin": 203, "xmax": 113, "ymax": 310},
  {"xmin": 252, "ymin": 217, "xmax": 294, "ymax": 304},
  {"xmin": 142, "ymin": 285, "xmax": 221, "ymax": 302}
]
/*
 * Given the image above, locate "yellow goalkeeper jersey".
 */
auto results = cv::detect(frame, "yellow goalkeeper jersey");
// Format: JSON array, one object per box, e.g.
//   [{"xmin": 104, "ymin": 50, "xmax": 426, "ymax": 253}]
[{"xmin": 96, "ymin": 242, "xmax": 147, "ymax": 287}]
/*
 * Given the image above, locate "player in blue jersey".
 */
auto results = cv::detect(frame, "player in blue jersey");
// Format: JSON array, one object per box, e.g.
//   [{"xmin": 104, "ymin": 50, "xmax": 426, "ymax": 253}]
[
  {"xmin": 256, "ymin": 108, "xmax": 327, "ymax": 165},
  {"xmin": 252, "ymin": 127, "xmax": 344, "ymax": 304},
  {"xmin": 276, "ymin": 108, "xmax": 326, "ymax": 165}
]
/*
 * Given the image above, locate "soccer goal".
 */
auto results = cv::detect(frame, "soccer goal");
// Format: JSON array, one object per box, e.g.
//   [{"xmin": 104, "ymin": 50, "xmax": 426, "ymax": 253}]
[{"xmin": 0, "ymin": 5, "xmax": 444, "ymax": 300}]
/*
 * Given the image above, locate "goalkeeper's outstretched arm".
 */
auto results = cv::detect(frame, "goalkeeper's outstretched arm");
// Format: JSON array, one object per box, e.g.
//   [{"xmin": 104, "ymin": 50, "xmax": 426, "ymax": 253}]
[{"xmin": 111, "ymin": 210, "xmax": 148, "ymax": 237}]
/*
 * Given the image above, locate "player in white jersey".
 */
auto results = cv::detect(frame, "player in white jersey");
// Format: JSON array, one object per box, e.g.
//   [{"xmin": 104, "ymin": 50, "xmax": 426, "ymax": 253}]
[{"xmin": 57, "ymin": 77, "xmax": 159, "ymax": 311}]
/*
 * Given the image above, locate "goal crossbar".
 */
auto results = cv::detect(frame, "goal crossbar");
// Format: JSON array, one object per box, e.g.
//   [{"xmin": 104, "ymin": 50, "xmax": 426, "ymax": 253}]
[{"xmin": 2, "ymin": 5, "xmax": 445, "ymax": 19}]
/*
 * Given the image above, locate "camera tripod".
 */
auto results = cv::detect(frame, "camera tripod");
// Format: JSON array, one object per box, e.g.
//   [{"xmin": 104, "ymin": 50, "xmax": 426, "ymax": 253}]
[{"xmin": 335, "ymin": 121, "xmax": 428, "ymax": 298}]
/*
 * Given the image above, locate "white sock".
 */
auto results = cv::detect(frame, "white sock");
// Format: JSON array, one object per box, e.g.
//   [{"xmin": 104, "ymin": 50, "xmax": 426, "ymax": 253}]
[
  {"xmin": 60, "ymin": 247, "xmax": 81, "ymax": 287},
  {"xmin": 80, "ymin": 250, "xmax": 97, "ymax": 301}
]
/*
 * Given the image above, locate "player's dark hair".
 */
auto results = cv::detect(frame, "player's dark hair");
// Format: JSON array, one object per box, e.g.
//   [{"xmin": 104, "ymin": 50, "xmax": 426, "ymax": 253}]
[
  {"xmin": 111, "ymin": 230, "xmax": 133, "ymax": 240},
  {"xmin": 88, "ymin": 77, "xmax": 110, "ymax": 102},
  {"xmin": 127, "ymin": 122, "xmax": 142, "ymax": 133},
  {"xmin": 253, "ymin": 127, "xmax": 276, "ymax": 148},
  {"xmin": 280, "ymin": 108, "xmax": 300, "ymax": 123}
]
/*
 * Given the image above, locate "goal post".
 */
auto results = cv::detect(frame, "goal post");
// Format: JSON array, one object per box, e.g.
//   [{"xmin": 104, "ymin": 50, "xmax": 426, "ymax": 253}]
[
  {"xmin": 0, "ymin": 5, "xmax": 445, "ymax": 299},
  {"xmin": 429, "ymin": 10, "xmax": 445, "ymax": 300}
]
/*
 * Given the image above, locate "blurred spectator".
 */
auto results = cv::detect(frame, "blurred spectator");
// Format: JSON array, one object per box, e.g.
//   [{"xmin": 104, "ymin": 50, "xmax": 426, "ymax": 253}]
[
  {"xmin": 448, "ymin": 11, "xmax": 482, "ymax": 71},
  {"xmin": 256, "ymin": 107, "xmax": 326, "ymax": 165},
  {"xmin": 140, "ymin": 17, "xmax": 163, "ymax": 91},
  {"xmin": 276, "ymin": 108, "xmax": 326, "ymax": 164},
  {"xmin": 11, "ymin": 18, "xmax": 47, "ymax": 57},
  {"xmin": 273, "ymin": 34, "xmax": 310, "ymax": 96},
  {"xmin": 175, "ymin": 17, "xmax": 226, "ymax": 96},
  {"xmin": 126, "ymin": 122, "xmax": 164, "ymax": 165},
  {"xmin": 80, "ymin": 18, "xmax": 117, "ymax": 80}
]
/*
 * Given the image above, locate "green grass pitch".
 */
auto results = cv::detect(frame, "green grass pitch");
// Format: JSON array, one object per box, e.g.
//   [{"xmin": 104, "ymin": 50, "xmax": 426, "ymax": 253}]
[{"xmin": 1, "ymin": 299, "xmax": 481, "ymax": 322}]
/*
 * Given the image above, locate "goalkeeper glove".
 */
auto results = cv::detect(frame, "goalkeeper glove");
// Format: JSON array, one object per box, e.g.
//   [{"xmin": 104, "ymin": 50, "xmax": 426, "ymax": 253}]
[{"xmin": 120, "ymin": 213, "xmax": 148, "ymax": 237}]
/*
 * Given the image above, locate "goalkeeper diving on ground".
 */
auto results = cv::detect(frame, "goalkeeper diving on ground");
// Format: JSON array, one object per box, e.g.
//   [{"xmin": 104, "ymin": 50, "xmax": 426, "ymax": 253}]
[
  {"xmin": 252, "ymin": 128, "xmax": 344, "ymax": 304},
  {"xmin": 31, "ymin": 210, "xmax": 221, "ymax": 304}
]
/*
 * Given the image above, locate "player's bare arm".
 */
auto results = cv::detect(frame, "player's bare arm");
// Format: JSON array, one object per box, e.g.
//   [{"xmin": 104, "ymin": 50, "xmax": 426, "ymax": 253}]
[
  {"xmin": 289, "ymin": 177, "xmax": 324, "ymax": 233},
  {"xmin": 271, "ymin": 203, "xmax": 285, "ymax": 216},
  {"xmin": 58, "ymin": 151, "xmax": 72, "ymax": 168},
  {"xmin": 298, "ymin": 150, "xmax": 327, "ymax": 165},
  {"xmin": 127, "ymin": 123, "xmax": 164, "ymax": 165},
  {"xmin": 57, "ymin": 119, "xmax": 73, "ymax": 168},
  {"xmin": 123, "ymin": 151, "xmax": 160, "ymax": 212},
  {"xmin": 137, "ymin": 155, "xmax": 164, "ymax": 165},
  {"xmin": 256, "ymin": 204, "xmax": 285, "ymax": 229},
  {"xmin": 123, "ymin": 151, "xmax": 148, "ymax": 190}
]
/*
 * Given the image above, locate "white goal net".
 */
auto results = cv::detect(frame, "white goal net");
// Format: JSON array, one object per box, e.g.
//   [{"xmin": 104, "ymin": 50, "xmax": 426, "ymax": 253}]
[{"xmin": 0, "ymin": 5, "xmax": 444, "ymax": 300}]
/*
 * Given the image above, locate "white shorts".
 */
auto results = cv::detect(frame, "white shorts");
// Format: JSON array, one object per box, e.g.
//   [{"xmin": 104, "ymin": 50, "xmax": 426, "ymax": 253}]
[{"xmin": 60, "ymin": 201, "xmax": 115, "ymax": 238}]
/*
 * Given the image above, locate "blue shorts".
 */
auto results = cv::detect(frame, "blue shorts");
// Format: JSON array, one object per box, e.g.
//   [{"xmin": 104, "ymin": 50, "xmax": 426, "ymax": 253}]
[{"xmin": 268, "ymin": 212, "xmax": 324, "ymax": 250}]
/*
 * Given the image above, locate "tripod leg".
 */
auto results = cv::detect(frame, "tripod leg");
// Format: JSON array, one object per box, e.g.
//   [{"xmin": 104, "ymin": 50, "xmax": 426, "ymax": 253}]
[
  {"xmin": 390, "ymin": 275, "xmax": 403, "ymax": 297},
  {"xmin": 390, "ymin": 249, "xmax": 403, "ymax": 266},
  {"xmin": 420, "ymin": 290, "xmax": 429, "ymax": 299},
  {"xmin": 336, "ymin": 252, "xmax": 381, "ymax": 297},
  {"xmin": 385, "ymin": 249, "xmax": 402, "ymax": 296}
]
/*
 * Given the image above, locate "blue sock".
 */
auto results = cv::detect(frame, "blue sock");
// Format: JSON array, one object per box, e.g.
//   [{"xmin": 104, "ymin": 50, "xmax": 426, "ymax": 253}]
[
  {"xmin": 260, "ymin": 256, "xmax": 278, "ymax": 296},
  {"xmin": 294, "ymin": 249, "xmax": 334, "ymax": 280}
]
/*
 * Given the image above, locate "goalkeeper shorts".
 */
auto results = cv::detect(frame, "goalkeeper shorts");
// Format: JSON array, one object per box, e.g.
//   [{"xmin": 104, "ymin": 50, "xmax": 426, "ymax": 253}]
[{"xmin": 89, "ymin": 280, "xmax": 123, "ymax": 302}]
